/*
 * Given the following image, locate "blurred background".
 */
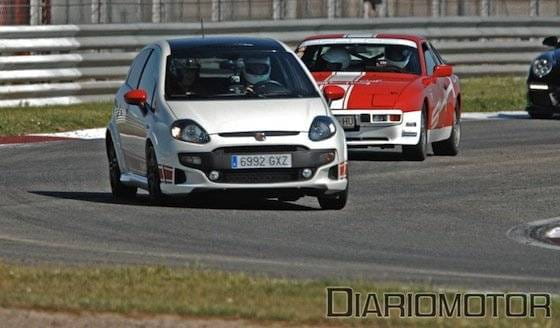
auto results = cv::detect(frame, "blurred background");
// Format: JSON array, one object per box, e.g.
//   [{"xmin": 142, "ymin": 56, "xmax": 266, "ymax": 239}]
[{"xmin": 1, "ymin": 0, "xmax": 559, "ymax": 25}]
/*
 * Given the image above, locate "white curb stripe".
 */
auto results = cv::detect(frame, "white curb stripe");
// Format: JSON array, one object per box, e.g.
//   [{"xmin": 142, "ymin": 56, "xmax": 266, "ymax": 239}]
[
  {"xmin": 461, "ymin": 111, "xmax": 529, "ymax": 121},
  {"xmin": 31, "ymin": 128, "xmax": 106, "ymax": 140}
]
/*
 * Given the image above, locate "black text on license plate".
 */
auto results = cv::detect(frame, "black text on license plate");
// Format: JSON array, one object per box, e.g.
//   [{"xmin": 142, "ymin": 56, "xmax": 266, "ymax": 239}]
[
  {"xmin": 337, "ymin": 115, "xmax": 356, "ymax": 129},
  {"xmin": 231, "ymin": 154, "xmax": 292, "ymax": 169}
]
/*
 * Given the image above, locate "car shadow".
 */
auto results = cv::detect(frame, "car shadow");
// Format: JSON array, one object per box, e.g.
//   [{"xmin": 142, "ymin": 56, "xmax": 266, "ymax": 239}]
[{"xmin": 29, "ymin": 191, "xmax": 319, "ymax": 211}]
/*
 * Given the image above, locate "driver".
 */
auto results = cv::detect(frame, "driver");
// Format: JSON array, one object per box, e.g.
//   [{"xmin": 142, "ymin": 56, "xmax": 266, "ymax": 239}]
[
  {"xmin": 242, "ymin": 56, "xmax": 272, "ymax": 93},
  {"xmin": 384, "ymin": 45, "xmax": 413, "ymax": 69}
]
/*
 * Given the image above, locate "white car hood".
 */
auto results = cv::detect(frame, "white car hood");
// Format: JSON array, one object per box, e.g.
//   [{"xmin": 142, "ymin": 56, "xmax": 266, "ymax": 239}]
[{"xmin": 167, "ymin": 98, "xmax": 327, "ymax": 134}]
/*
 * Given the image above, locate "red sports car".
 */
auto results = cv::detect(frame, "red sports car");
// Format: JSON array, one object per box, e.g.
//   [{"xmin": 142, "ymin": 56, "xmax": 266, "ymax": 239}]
[{"xmin": 296, "ymin": 34, "xmax": 461, "ymax": 161}]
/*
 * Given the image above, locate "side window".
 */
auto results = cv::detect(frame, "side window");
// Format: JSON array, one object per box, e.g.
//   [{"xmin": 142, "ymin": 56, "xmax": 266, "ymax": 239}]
[
  {"xmin": 126, "ymin": 49, "xmax": 153, "ymax": 88},
  {"xmin": 423, "ymin": 44, "xmax": 437, "ymax": 75},
  {"xmin": 429, "ymin": 42, "xmax": 445, "ymax": 65},
  {"xmin": 138, "ymin": 48, "xmax": 160, "ymax": 107}
]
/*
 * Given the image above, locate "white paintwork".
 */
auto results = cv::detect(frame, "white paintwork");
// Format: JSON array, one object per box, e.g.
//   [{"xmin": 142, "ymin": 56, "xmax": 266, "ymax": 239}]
[
  {"xmin": 332, "ymin": 110, "xmax": 422, "ymax": 146},
  {"xmin": 546, "ymin": 227, "xmax": 560, "ymax": 239},
  {"xmin": 529, "ymin": 84, "xmax": 549, "ymax": 90},
  {"xmin": 428, "ymin": 126, "xmax": 453, "ymax": 143},
  {"xmin": 106, "ymin": 39, "xmax": 348, "ymax": 196},
  {"xmin": 167, "ymin": 98, "xmax": 327, "ymax": 135},
  {"xmin": 300, "ymin": 38, "xmax": 418, "ymax": 48}
]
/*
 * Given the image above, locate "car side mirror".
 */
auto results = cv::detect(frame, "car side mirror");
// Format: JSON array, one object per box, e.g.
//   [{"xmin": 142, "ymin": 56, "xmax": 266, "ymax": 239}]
[
  {"xmin": 543, "ymin": 36, "xmax": 559, "ymax": 48},
  {"xmin": 124, "ymin": 89, "xmax": 147, "ymax": 107},
  {"xmin": 323, "ymin": 85, "xmax": 345, "ymax": 102},
  {"xmin": 433, "ymin": 64, "xmax": 453, "ymax": 78}
]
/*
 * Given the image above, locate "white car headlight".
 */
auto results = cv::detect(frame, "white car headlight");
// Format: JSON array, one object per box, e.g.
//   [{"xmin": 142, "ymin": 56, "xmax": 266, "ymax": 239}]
[
  {"xmin": 309, "ymin": 116, "xmax": 336, "ymax": 142},
  {"xmin": 533, "ymin": 58, "xmax": 553, "ymax": 78},
  {"xmin": 171, "ymin": 120, "xmax": 210, "ymax": 144}
]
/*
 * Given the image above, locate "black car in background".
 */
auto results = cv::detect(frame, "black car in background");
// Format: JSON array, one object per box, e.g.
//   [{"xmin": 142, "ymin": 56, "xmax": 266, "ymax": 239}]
[{"xmin": 527, "ymin": 37, "xmax": 560, "ymax": 119}]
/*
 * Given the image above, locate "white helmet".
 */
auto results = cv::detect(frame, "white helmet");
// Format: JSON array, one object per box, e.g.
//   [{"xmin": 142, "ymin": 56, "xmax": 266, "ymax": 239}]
[
  {"xmin": 321, "ymin": 48, "xmax": 351, "ymax": 70},
  {"xmin": 243, "ymin": 56, "xmax": 271, "ymax": 85},
  {"xmin": 385, "ymin": 45, "xmax": 412, "ymax": 69}
]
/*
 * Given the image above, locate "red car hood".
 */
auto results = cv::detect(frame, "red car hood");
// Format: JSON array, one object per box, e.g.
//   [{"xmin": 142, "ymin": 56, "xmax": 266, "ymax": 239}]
[{"xmin": 313, "ymin": 72, "xmax": 417, "ymax": 109}]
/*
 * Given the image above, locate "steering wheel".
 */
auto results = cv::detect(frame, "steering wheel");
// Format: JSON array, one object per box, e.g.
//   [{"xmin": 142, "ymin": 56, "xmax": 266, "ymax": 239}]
[
  {"xmin": 251, "ymin": 80, "xmax": 286, "ymax": 95},
  {"xmin": 254, "ymin": 80, "xmax": 284, "ymax": 89}
]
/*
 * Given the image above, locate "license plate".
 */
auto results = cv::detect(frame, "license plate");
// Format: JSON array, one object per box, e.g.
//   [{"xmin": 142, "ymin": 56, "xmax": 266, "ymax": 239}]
[
  {"xmin": 231, "ymin": 154, "xmax": 292, "ymax": 169},
  {"xmin": 336, "ymin": 115, "xmax": 356, "ymax": 129}
]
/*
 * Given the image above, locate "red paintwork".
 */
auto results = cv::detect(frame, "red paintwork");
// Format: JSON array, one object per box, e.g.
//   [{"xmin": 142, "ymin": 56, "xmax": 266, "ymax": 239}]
[
  {"xmin": 434, "ymin": 64, "xmax": 453, "ymax": 78},
  {"xmin": 323, "ymin": 85, "xmax": 346, "ymax": 101},
  {"xmin": 124, "ymin": 89, "xmax": 147, "ymax": 106},
  {"xmin": 0, "ymin": 135, "xmax": 72, "ymax": 145},
  {"xmin": 300, "ymin": 34, "xmax": 461, "ymax": 131}
]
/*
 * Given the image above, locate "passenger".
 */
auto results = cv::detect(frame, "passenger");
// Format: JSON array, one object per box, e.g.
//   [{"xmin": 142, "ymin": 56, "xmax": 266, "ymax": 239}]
[
  {"xmin": 319, "ymin": 48, "xmax": 351, "ymax": 71},
  {"xmin": 168, "ymin": 58, "xmax": 202, "ymax": 96}
]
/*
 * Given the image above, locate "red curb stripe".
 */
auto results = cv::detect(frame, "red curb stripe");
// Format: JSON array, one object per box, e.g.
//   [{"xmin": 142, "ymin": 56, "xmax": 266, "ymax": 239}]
[
  {"xmin": 0, "ymin": 135, "xmax": 74, "ymax": 145},
  {"xmin": 549, "ymin": 238, "xmax": 560, "ymax": 246}
]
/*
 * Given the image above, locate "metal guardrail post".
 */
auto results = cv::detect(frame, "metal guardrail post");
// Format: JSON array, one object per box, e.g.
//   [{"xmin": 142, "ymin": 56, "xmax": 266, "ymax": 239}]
[
  {"xmin": 285, "ymin": 0, "xmax": 297, "ymax": 19},
  {"xmin": 152, "ymin": 0, "xmax": 161, "ymax": 23},
  {"xmin": 91, "ymin": 0, "xmax": 99, "ymax": 23},
  {"xmin": 273, "ymin": 0, "xmax": 283, "ymax": 20},
  {"xmin": 431, "ymin": 0, "xmax": 440, "ymax": 17},
  {"xmin": 530, "ymin": 0, "xmax": 540, "ymax": 16},
  {"xmin": 100, "ymin": 0, "xmax": 108, "ymax": 23},
  {"xmin": 386, "ymin": 0, "xmax": 396, "ymax": 17},
  {"xmin": 328, "ymin": 0, "xmax": 336, "ymax": 19},
  {"xmin": 30, "ymin": 0, "xmax": 40, "ymax": 25},
  {"xmin": 212, "ymin": 0, "xmax": 220, "ymax": 21},
  {"xmin": 377, "ymin": 0, "xmax": 387, "ymax": 17},
  {"xmin": 480, "ymin": 0, "xmax": 490, "ymax": 16}
]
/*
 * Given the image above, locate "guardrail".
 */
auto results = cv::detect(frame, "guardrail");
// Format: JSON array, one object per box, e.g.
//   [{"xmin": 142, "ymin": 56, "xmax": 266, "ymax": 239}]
[{"xmin": 0, "ymin": 16, "xmax": 555, "ymax": 107}]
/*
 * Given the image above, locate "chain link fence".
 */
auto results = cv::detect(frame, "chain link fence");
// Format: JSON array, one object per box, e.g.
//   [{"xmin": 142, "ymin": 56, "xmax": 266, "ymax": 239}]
[{"xmin": 0, "ymin": 0, "xmax": 559, "ymax": 25}]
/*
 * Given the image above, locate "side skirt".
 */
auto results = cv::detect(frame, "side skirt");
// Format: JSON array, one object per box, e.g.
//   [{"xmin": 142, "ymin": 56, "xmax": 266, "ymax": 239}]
[
  {"xmin": 428, "ymin": 126, "xmax": 452, "ymax": 143},
  {"xmin": 120, "ymin": 172, "xmax": 148, "ymax": 190}
]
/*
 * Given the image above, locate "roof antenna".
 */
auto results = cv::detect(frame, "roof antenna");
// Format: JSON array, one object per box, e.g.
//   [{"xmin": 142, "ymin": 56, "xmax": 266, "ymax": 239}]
[{"xmin": 200, "ymin": 18, "xmax": 205, "ymax": 38}]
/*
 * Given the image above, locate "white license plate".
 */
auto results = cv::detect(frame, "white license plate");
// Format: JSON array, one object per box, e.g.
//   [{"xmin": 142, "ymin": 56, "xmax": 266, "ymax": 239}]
[
  {"xmin": 231, "ymin": 154, "xmax": 292, "ymax": 169},
  {"xmin": 336, "ymin": 115, "xmax": 356, "ymax": 129}
]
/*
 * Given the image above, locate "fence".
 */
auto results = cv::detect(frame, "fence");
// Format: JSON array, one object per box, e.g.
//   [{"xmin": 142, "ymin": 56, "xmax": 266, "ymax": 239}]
[
  {"xmin": 0, "ymin": 16, "xmax": 557, "ymax": 107},
  {"xmin": 1, "ymin": 0, "xmax": 560, "ymax": 25}
]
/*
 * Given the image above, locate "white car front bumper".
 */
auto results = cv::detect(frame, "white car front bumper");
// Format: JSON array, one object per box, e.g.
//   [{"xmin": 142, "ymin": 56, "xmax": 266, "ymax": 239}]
[
  {"xmin": 332, "ymin": 110, "xmax": 421, "ymax": 147},
  {"xmin": 155, "ymin": 133, "xmax": 348, "ymax": 196}
]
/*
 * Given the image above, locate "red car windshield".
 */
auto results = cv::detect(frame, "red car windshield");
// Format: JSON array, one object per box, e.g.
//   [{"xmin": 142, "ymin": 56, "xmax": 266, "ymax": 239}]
[{"xmin": 299, "ymin": 43, "xmax": 421, "ymax": 75}]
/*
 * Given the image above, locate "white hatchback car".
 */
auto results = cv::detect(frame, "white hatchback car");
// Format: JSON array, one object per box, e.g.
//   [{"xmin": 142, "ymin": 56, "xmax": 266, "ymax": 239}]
[{"xmin": 106, "ymin": 37, "xmax": 349, "ymax": 209}]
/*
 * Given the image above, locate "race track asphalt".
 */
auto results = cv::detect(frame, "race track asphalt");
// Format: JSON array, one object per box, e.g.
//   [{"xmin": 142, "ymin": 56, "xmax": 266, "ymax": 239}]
[{"xmin": 1, "ymin": 118, "xmax": 560, "ymax": 292}]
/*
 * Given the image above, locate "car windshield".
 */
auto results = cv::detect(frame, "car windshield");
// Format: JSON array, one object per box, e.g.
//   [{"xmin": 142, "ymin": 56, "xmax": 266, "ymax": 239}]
[
  {"xmin": 165, "ymin": 50, "xmax": 319, "ymax": 100},
  {"xmin": 299, "ymin": 43, "xmax": 421, "ymax": 75}
]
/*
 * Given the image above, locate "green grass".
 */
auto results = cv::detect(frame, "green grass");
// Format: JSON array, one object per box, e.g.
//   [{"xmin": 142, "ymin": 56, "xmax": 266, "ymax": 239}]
[
  {"xmin": 461, "ymin": 75, "xmax": 526, "ymax": 112},
  {"xmin": 0, "ymin": 262, "xmax": 556, "ymax": 327},
  {"xmin": 0, "ymin": 102, "xmax": 112, "ymax": 136},
  {"xmin": 0, "ymin": 76, "xmax": 527, "ymax": 136}
]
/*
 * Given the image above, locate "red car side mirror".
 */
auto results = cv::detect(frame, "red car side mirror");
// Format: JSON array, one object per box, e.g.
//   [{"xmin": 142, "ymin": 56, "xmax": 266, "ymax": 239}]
[
  {"xmin": 323, "ymin": 85, "xmax": 345, "ymax": 102},
  {"xmin": 433, "ymin": 64, "xmax": 453, "ymax": 78},
  {"xmin": 124, "ymin": 89, "xmax": 147, "ymax": 106}
]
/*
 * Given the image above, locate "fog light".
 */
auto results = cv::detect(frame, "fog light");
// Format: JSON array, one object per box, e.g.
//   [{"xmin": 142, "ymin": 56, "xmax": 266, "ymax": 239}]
[
  {"xmin": 208, "ymin": 170, "xmax": 220, "ymax": 181},
  {"xmin": 302, "ymin": 168, "xmax": 313, "ymax": 179}
]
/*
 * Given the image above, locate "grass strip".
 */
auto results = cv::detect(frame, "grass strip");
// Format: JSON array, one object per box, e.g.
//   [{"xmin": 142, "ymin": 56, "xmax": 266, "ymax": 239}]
[
  {"xmin": 0, "ymin": 262, "xmax": 556, "ymax": 327},
  {"xmin": 0, "ymin": 76, "xmax": 528, "ymax": 136}
]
